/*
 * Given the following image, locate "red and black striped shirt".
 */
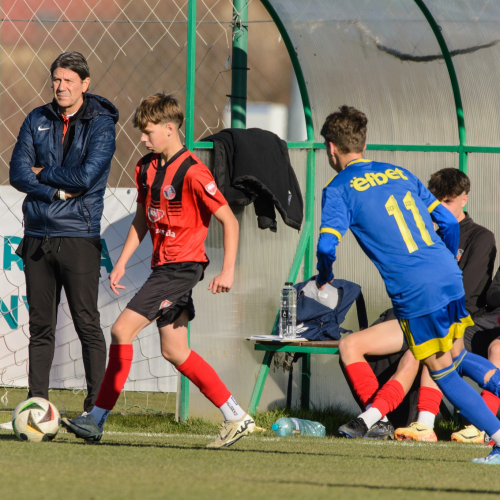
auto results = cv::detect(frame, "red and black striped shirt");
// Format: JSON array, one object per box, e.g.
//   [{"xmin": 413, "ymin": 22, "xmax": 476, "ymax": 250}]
[{"xmin": 135, "ymin": 148, "xmax": 227, "ymax": 268}]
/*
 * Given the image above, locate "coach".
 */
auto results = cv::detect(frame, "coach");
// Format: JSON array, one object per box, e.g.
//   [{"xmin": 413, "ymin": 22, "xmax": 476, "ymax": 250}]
[{"xmin": 9, "ymin": 52, "xmax": 119, "ymax": 412}]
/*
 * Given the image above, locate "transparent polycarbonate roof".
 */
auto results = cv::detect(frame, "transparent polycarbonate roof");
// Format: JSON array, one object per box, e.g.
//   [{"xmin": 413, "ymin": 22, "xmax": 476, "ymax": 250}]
[{"xmin": 268, "ymin": 0, "xmax": 500, "ymax": 147}]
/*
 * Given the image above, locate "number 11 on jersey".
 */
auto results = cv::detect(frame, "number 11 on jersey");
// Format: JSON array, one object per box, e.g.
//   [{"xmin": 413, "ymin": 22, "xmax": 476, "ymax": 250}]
[{"xmin": 385, "ymin": 191, "xmax": 434, "ymax": 253}]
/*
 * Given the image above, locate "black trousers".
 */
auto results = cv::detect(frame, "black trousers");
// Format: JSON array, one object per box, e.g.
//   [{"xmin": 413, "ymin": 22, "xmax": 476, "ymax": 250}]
[{"xmin": 22, "ymin": 236, "xmax": 106, "ymax": 412}]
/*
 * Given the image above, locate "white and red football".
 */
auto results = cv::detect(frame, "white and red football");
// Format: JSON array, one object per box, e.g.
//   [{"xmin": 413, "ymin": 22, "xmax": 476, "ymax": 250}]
[{"xmin": 12, "ymin": 397, "xmax": 61, "ymax": 442}]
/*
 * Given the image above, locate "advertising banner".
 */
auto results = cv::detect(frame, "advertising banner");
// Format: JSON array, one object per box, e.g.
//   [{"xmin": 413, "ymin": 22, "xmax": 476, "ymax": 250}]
[{"xmin": 0, "ymin": 187, "xmax": 178, "ymax": 394}]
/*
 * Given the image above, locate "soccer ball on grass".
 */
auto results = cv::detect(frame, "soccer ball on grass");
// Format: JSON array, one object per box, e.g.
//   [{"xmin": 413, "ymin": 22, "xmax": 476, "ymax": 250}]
[{"xmin": 12, "ymin": 397, "xmax": 61, "ymax": 442}]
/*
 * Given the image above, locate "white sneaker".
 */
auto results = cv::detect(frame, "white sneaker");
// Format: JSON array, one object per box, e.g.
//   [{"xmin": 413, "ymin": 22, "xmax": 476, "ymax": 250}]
[
  {"xmin": 206, "ymin": 413, "xmax": 255, "ymax": 448},
  {"xmin": 0, "ymin": 421, "xmax": 13, "ymax": 430}
]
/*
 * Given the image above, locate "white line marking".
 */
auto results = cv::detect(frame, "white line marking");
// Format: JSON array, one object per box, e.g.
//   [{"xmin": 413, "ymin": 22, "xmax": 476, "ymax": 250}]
[{"xmin": 54, "ymin": 429, "xmax": 492, "ymax": 450}]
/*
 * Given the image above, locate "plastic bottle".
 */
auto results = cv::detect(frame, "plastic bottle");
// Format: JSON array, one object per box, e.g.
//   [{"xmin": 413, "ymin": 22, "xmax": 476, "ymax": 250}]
[
  {"xmin": 280, "ymin": 282, "xmax": 297, "ymax": 338},
  {"xmin": 271, "ymin": 417, "xmax": 326, "ymax": 437}
]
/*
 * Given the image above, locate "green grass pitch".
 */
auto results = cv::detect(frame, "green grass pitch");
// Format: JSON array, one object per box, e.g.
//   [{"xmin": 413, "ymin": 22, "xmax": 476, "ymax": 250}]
[{"xmin": 1, "ymin": 389, "xmax": 500, "ymax": 499}]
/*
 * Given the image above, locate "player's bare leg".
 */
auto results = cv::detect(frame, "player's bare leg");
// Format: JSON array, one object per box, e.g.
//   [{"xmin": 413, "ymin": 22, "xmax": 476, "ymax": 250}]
[
  {"xmin": 158, "ymin": 309, "xmax": 191, "ymax": 366},
  {"xmin": 339, "ymin": 319, "xmax": 406, "ymax": 412},
  {"xmin": 341, "ymin": 345, "xmax": 420, "ymax": 439},
  {"xmin": 339, "ymin": 321, "xmax": 416, "ymax": 439},
  {"xmin": 111, "ymin": 308, "xmax": 153, "ymax": 344},
  {"xmin": 389, "ymin": 349, "xmax": 420, "ymax": 392},
  {"xmin": 339, "ymin": 319, "xmax": 406, "ymax": 363},
  {"xmin": 159, "ymin": 310, "xmax": 255, "ymax": 448},
  {"xmin": 394, "ymin": 355, "xmax": 441, "ymax": 442}
]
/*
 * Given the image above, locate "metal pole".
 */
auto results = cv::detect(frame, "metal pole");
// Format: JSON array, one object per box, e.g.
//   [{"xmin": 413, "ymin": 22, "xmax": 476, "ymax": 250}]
[
  {"xmin": 231, "ymin": 0, "xmax": 248, "ymax": 128},
  {"xmin": 304, "ymin": 149, "xmax": 315, "ymax": 279},
  {"xmin": 185, "ymin": 0, "xmax": 197, "ymax": 151},
  {"xmin": 179, "ymin": 0, "xmax": 197, "ymax": 422}
]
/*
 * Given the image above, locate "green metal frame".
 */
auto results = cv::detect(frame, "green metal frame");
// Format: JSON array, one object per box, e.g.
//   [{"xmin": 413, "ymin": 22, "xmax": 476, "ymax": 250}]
[
  {"xmin": 255, "ymin": 344, "xmax": 339, "ymax": 354},
  {"xmin": 181, "ymin": 0, "xmax": 493, "ymax": 419},
  {"xmin": 179, "ymin": 0, "xmax": 198, "ymax": 423},
  {"xmin": 231, "ymin": 0, "xmax": 249, "ymax": 128}
]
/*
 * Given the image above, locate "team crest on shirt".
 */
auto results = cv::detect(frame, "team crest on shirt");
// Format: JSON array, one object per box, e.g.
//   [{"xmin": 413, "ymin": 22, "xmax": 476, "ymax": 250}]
[
  {"xmin": 163, "ymin": 185, "xmax": 176, "ymax": 200},
  {"xmin": 205, "ymin": 181, "xmax": 217, "ymax": 196},
  {"xmin": 148, "ymin": 207, "xmax": 165, "ymax": 223},
  {"xmin": 456, "ymin": 248, "xmax": 464, "ymax": 262},
  {"xmin": 160, "ymin": 300, "xmax": 172, "ymax": 310}
]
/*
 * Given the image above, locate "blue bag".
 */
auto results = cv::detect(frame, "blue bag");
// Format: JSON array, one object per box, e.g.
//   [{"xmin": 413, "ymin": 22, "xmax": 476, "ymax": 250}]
[{"xmin": 294, "ymin": 276, "xmax": 367, "ymax": 341}]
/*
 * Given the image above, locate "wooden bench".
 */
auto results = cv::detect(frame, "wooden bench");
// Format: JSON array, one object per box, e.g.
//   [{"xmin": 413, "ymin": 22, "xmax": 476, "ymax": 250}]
[{"xmin": 248, "ymin": 340, "xmax": 340, "ymax": 414}]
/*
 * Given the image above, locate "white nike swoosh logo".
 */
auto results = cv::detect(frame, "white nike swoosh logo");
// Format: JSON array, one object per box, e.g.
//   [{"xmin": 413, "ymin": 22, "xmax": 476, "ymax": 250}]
[{"xmin": 38, "ymin": 126, "xmax": 50, "ymax": 131}]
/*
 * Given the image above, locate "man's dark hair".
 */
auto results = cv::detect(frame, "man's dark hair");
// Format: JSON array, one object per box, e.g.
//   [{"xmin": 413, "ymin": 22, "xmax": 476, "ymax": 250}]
[
  {"xmin": 320, "ymin": 106, "xmax": 368, "ymax": 154},
  {"xmin": 50, "ymin": 52, "xmax": 90, "ymax": 80},
  {"xmin": 428, "ymin": 168, "xmax": 470, "ymax": 200}
]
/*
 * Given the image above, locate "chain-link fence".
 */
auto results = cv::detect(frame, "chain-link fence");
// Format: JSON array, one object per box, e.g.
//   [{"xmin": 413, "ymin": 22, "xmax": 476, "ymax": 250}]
[{"xmin": 0, "ymin": 0, "xmax": 293, "ymax": 414}]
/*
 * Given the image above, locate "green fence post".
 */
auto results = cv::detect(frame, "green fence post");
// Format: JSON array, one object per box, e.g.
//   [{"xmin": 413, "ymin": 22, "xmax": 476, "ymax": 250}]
[
  {"xmin": 231, "ymin": 0, "xmax": 248, "ymax": 128},
  {"xmin": 304, "ymin": 149, "xmax": 316, "ymax": 279},
  {"xmin": 180, "ymin": 0, "xmax": 197, "ymax": 423},
  {"xmin": 248, "ymin": 351, "xmax": 274, "ymax": 416}
]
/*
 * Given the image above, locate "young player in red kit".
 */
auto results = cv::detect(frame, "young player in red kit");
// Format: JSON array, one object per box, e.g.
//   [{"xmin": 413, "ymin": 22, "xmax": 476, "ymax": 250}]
[{"xmin": 62, "ymin": 93, "xmax": 255, "ymax": 448}]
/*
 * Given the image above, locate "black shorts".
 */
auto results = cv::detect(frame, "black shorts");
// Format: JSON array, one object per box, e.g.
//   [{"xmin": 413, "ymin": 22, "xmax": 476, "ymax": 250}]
[
  {"xmin": 126, "ymin": 262, "xmax": 205, "ymax": 328},
  {"xmin": 464, "ymin": 323, "xmax": 500, "ymax": 358}
]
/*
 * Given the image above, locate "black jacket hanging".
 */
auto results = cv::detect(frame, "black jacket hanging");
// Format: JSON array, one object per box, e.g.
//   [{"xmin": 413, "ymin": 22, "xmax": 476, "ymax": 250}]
[{"xmin": 202, "ymin": 128, "xmax": 303, "ymax": 232}]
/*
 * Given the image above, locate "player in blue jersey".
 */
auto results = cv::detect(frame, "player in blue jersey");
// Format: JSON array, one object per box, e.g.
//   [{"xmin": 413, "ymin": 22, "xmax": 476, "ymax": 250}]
[{"xmin": 318, "ymin": 106, "xmax": 500, "ymax": 463}]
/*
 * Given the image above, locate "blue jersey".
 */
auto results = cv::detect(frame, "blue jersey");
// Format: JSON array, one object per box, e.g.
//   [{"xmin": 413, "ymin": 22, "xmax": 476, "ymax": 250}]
[{"xmin": 317, "ymin": 159, "xmax": 464, "ymax": 319}]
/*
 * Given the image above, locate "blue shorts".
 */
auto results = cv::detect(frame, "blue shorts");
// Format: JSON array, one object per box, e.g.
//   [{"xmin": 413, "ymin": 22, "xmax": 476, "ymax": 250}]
[{"xmin": 397, "ymin": 296, "xmax": 474, "ymax": 360}]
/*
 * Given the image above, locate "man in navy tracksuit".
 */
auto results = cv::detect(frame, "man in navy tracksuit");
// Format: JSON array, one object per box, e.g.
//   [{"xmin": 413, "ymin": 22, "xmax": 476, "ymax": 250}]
[{"xmin": 9, "ymin": 52, "xmax": 119, "ymax": 412}]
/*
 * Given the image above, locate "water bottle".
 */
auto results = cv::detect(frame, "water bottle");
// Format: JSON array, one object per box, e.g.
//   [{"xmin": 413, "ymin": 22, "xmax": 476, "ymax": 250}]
[
  {"xmin": 280, "ymin": 282, "xmax": 297, "ymax": 338},
  {"xmin": 272, "ymin": 417, "xmax": 326, "ymax": 438}
]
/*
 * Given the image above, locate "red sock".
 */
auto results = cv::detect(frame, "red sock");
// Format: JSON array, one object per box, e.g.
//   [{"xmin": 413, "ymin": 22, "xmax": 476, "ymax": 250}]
[
  {"xmin": 481, "ymin": 390, "xmax": 500, "ymax": 416},
  {"xmin": 95, "ymin": 344, "xmax": 134, "ymax": 410},
  {"xmin": 371, "ymin": 380, "xmax": 405, "ymax": 417},
  {"xmin": 417, "ymin": 387, "xmax": 442, "ymax": 415},
  {"xmin": 344, "ymin": 362, "xmax": 379, "ymax": 408},
  {"xmin": 176, "ymin": 351, "xmax": 231, "ymax": 407}
]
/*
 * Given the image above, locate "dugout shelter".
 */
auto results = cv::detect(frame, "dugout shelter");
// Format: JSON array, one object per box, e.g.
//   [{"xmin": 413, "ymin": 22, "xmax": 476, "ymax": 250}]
[{"xmin": 1, "ymin": 0, "xmax": 500, "ymax": 421}]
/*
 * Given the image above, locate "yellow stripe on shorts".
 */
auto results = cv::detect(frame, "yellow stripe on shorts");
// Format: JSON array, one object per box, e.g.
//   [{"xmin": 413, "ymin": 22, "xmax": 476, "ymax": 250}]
[{"xmin": 399, "ymin": 315, "xmax": 474, "ymax": 361}]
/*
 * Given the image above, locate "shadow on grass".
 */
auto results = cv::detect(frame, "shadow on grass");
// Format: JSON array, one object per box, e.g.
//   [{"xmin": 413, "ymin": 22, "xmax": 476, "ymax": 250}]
[
  {"xmin": 253, "ymin": 478, "xmax": 500, "ymax": 496},
  {"xmin": 0, "ymin": 434, "xmax": 20, "ymax": 442},
  {"xmin": 52, "ymin": 437, "xmax": 479, "ymax": 465}
]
